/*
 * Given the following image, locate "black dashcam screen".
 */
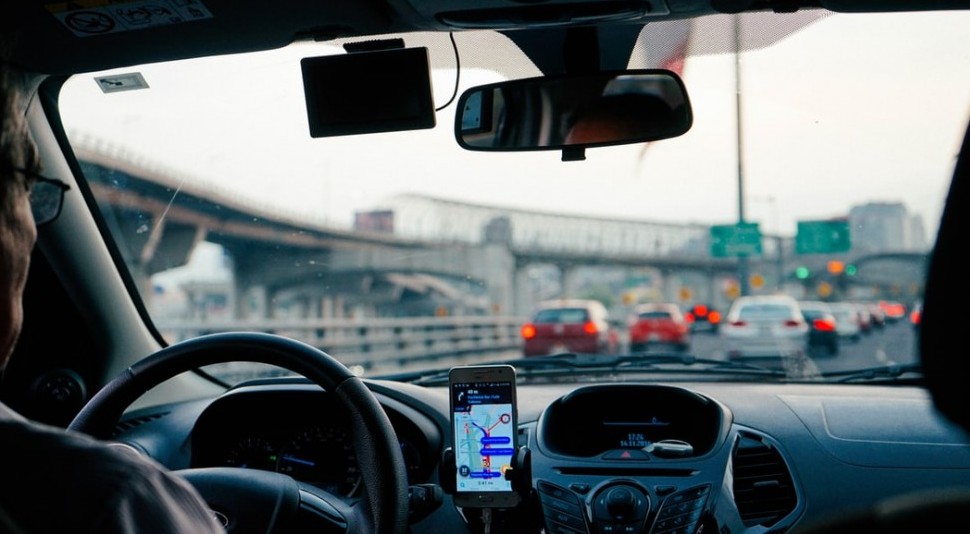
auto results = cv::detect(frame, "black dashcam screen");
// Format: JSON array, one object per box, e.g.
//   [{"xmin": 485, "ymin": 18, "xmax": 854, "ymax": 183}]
[{"xmin": 302, "ymin": 47, "xmax": 436, "ymax": 137}]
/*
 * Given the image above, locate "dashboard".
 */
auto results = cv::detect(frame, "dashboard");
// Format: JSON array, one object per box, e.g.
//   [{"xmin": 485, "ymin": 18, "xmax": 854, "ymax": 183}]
[{"xmin": 114, "ymin": 378, "xmax": 970, "ymax": 534}]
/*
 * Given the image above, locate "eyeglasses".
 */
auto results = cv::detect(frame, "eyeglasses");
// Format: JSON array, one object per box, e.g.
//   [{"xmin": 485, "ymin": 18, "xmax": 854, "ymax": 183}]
[{"xmin": 13, "ymin": 168, "xmax": 71, "ymax": 226}]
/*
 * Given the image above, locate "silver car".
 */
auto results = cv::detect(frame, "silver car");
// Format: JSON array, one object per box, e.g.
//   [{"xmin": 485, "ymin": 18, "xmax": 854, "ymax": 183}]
[
  {"xmin": 720, "ymin": 295, "xmax": 810, "ymax": 360},
  {"xmin": 828, "ymin": 302, "xmax": 863, "ymax": 342}
]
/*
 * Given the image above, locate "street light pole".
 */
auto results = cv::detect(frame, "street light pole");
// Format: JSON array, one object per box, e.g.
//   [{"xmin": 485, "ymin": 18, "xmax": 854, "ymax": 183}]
[{"xmin": 734, "ymin": 14, "xmax": 750, "ymax": 296}]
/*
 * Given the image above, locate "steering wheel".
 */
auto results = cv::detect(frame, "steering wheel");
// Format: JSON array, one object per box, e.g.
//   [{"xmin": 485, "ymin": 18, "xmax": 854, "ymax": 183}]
[{"xmin": 68, "ymin": 332, "xmax": 409, "ymax": 534}]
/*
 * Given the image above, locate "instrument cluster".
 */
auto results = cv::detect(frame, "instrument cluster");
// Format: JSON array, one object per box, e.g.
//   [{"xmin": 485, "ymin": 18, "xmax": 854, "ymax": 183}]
[{"xmin": 190, "ymin": 386, "xmax": 436, "ymax": 496}]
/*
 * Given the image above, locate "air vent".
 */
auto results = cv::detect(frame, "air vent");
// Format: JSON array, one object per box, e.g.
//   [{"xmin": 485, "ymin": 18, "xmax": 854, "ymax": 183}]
[
  {"xmin": 732, "ymin": 431, "xmax": 797, "ymax": 528},
  {"xmin": 113, "ymin": 412, "xmax": 168, "ymax": 437}
]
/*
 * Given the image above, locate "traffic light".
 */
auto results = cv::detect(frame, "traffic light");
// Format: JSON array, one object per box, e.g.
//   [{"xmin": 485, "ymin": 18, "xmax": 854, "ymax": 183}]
[
  {"xmin": 827, "ymin": 260, "xmax": 845, "ymax": 275},
  {"xmin": 845, "ymin": 264, "xmax": 858, "ymax": 276},
  {"xmin": 795, "ymin": 266, "xmax": 811, "ymax": 280}
]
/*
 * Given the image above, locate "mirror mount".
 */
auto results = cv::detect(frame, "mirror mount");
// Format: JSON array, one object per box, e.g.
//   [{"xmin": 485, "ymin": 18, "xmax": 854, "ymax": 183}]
[
  {"xmin": 564, "ymin": 26, "xmax": 600, "ymax": 75},
  {"xmin": 562, "ymin": 146, "xmax": 586, "ymax": 162}
]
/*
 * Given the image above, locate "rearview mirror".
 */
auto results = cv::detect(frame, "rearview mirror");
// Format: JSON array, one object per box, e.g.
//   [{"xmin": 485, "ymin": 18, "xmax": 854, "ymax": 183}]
[{"xmin": 455, "ymin": 70, "xmax": 691, "ymax": 155}]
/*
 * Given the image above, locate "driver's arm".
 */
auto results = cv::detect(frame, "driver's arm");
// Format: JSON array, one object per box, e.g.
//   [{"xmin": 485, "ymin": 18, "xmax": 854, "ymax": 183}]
[
  {"xmin": 0, "ymin": 416, "xmax": 225, "ymax": 533},
  {"xmin": 93, "ymin": 444, "xmax": 227, "ymax": 533}
]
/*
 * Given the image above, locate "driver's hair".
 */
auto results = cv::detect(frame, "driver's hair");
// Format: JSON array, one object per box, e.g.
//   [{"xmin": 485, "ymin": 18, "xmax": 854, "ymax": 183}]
[{"xmin": 0, "ymin": 55, "xmax": 40, "ymax": 220}]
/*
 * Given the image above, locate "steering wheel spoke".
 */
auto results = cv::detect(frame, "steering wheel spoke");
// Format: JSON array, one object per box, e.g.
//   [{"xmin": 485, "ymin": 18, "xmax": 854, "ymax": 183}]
[{"xmin": 297, "ymin": 482, "xmax": 359, "ymax": 533}]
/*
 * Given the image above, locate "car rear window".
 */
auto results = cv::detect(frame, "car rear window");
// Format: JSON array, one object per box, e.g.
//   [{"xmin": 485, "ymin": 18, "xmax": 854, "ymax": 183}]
[
  {"xmin": 638, "ymin": 311, "xmax": 673, "ymax": 320},
  {"xmin": 534, "ymin": 308, "xmax": 589, "ymax": 323},
  {"xmin": 737, "ymin": 304, "xmax": 794, "ymax": 320}
]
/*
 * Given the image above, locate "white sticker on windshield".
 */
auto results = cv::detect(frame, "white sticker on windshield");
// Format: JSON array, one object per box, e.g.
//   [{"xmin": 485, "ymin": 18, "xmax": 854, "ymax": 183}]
[
  {"xmin": 46, "ymin": 0, "xmax": 212, "ymax": 37},
  {"xmin": 94, "ymin": 72, "xmax": 149, "ymax": 93}
]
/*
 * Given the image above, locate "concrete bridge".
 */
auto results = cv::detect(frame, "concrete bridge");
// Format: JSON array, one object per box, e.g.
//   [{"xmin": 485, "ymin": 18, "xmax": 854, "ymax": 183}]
[{"xmin": 74, "ymin": 140, "xmax": 927, "ymax": 324}]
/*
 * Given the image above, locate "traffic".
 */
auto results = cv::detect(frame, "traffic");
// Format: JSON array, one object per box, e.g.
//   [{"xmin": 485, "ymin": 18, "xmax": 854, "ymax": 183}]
[{"xmin": 522, "ymin": 297, "xmax": 918, "ymax": 376}]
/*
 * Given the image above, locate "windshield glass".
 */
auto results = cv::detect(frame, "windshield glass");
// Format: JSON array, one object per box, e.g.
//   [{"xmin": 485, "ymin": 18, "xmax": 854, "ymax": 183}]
[{"xmin": 57, "ymin": 11, "xmax": 970, "ymax": 384}]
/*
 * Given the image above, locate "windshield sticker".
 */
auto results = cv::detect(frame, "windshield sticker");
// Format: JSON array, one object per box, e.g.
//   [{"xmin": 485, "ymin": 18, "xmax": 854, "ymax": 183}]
[
  {"xmin": 94, "ymin": 72, "xmax": 149, "ymax": 93},
  {"xmin": 46, "ymin": 0, "xmax": 212, "ymax": 37}
]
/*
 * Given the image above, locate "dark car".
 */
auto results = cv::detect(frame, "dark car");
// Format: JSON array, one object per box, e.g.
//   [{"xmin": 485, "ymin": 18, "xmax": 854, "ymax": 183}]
[
  {"xmin": 867, "ymin": 302, "xmax": 888, "ymax": 329},
  {"xmin": 628, "ymin": 303, "xmax": 691, "ymax": 352},
  {"xmin": 521, "ymin": 299, "xmax": 618, "ymax": 356},
  {"xmin": 684, "ymin": 303, "xmax": 722, "ymax": 333},
  {"xmin": 799, "ymin": 301, "xmax": 839, "ymax": 356}
]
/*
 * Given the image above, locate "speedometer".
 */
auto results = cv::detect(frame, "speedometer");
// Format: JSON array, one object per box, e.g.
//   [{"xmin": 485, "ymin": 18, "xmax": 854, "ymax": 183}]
[
  {"xmin": 225, "ymin": 436, "xmax": 277, "ymax": 471},
  {"xmin": 276, "ymin": 424, "xmax": 361, "ymax": 496}
]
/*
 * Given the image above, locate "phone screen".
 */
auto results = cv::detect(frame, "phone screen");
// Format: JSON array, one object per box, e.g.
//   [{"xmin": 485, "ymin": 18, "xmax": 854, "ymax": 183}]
[{"xmin": 450, "ymin": 371, "xmax": 517, "ymax": 497}]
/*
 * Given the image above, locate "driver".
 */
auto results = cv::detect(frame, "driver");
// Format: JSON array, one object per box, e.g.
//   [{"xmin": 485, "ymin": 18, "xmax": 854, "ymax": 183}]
[{"xmin": 0, "ymin": 61, "xmax": 225, "ymax": 532}]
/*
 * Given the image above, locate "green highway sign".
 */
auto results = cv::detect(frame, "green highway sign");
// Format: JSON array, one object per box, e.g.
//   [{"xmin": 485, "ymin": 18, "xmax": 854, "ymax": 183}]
[
  {"xmin": 710, "ymin": 222, "xmax": 762, "ymax": 258},
  {"xmin": 796, "ymin": 219, "xmax": 851, "ymax": 254}
]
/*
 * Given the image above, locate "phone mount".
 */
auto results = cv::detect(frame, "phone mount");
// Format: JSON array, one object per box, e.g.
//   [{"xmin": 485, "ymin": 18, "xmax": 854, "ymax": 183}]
[{"xmin": 440, "ymin": 446, "xmax": 538, "ymax": 533}]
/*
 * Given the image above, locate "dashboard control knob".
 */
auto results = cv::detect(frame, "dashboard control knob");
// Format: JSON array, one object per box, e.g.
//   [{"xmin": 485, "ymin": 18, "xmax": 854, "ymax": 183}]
[
  {"xmin": 592, "ymin": 483, "xmax": 649, "ymax": 528},
  {"xmin": 606, "ymin": 487, "xmax": 637, "ymax": 518}
]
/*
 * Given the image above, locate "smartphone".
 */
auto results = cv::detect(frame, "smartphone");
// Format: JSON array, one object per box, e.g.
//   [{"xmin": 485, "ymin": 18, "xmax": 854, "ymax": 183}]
[{"xmin": 449, "ymin": 364, "xmax": 520, "ymax": 508}]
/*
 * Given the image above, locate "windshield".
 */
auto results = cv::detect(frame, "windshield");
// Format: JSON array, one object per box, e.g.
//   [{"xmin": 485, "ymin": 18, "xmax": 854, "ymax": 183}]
[{"xmin": 57, "ymin": 11, "xmax": 970, "ymax": 384}]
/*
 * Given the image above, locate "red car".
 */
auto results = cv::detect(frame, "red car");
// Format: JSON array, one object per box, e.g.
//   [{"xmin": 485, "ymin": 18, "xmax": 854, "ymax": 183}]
[
  {"xmin": 521, "ymin": 299, "xmax": 618, "ymax": 356},
  {"xmin": 628, "ymin": 303, "xmax": 691, "ymax": 352}
]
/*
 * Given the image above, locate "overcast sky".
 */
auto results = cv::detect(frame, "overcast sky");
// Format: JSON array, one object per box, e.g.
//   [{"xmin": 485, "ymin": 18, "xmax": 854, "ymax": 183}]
[{"xmin": 58, "ymin": 10, "xmax": 970, "ymax": 242}]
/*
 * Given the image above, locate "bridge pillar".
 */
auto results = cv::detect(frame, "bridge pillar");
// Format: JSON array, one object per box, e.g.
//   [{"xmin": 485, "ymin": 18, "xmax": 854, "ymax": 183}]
[
  {"xmin": 561, "ymin": 264, "xmax": 581, "ymax": 299},
  {"xmin": 482, "ymin": 244, "xmax": 516, "ymax": 315},
  {"xmin": 322, "ymin": 295, "xmax": 344, "ymax": 319},
  {"xmin": 238, "ymin": 284, "xmax": 271, "ymax": 319},
  {"xmin": 514, "ymin": 266, "xmax": 534, "ymax": 316}
]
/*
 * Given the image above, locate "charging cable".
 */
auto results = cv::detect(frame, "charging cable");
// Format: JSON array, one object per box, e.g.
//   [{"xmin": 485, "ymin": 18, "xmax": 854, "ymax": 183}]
[{"xmin": 481, "ymin": 507, "xmax": 493, "ymax": 534}]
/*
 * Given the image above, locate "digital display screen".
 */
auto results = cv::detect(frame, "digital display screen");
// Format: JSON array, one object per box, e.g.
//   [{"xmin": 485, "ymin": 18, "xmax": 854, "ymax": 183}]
[
  {"xmin": 301, "ymin": 47, "xmax": 436, "ymax": 138},
  {"xmin": 451, "ymin": 381, "xmax": 515, "ymax": 493},
  {"xmin": 604, "ymin": 417, "xmax": 673, "ymax": 449}
]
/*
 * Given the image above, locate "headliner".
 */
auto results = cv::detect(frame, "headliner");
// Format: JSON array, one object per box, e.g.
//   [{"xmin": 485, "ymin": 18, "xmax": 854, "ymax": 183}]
[{"xmin": 3, "ymin": 0, "xmax": 970, "ymax": 75}]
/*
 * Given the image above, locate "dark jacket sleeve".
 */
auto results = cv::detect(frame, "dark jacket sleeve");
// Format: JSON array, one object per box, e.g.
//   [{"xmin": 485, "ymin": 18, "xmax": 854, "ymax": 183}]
[
  {"xmin": 90, "ymin": 444, "xmax": 226, "ymax": 533},
  {"xmin": 0, "ymin": 417, "xmax": 225, "ymax": 533}
]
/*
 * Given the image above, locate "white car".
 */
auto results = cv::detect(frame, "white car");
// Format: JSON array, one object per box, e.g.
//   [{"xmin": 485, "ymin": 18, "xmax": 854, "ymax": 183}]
[
  {"xmin": 828, "ymin": 302, "xmax": 863, "ymax": 342},
  {"xmin": 720, "ymin": 295, "xmax": 810, "ymax": 361}
]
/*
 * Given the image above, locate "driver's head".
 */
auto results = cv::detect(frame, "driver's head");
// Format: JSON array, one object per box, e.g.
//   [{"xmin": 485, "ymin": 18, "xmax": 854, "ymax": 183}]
[
  {"xmin": 0, "ymin": 62, "xmax": 39, "ymax": 369},
  {"xmin": 564, "ymin": 93, "xmax": 676, "ymax": 146}
]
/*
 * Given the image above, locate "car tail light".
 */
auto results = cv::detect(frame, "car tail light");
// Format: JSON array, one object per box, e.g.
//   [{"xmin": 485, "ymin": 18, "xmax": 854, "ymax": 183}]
[
  {"xmin": 730, "ymin": 320, "xmax": 747, "ymax": 327},
  {"xmin": 685, "ymin": 312, "xmax": 696, "ymax": 323},
  {"xmin": 583, "ymin": 321, "xmax": 598, "ymax": 335},
  {"xmin": 783, "ymin": 319, "xmax": 802, "ymax": 328},
  {"xmin": 521, "ymin": 323, "xmax": 537, "ymax": 340},
  {"xmin": 708, "ymin": 311, "xmax": 721, "ymax": 324},
  {"xmin": 910, "ymin": 310, "xmax": 921, "ymax": 324},
  {"xmin": 812, "ymin": 318, "xmax": 836, "ymax": 332},
  {"xmin": 694, "ymin": 305, "xmax": 708, "ymax": 317}
]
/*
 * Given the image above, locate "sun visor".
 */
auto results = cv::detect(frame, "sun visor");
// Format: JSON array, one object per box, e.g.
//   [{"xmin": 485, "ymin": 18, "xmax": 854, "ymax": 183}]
[{"xmin": 301, "ymin": 47, "xmax": 436, "ymax": 138}]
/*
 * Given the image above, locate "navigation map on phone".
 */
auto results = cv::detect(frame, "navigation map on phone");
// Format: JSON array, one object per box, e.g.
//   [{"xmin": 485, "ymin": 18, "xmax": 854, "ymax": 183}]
[{"xmin": 452, "ymin": 381, "xmax": 515, "ymax": 493}]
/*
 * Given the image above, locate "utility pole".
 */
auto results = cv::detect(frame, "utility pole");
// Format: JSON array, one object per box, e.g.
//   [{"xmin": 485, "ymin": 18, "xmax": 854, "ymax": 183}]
[{"xmin": 734, "ymin": 14, "xmax": 750, "ymax": 297}]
